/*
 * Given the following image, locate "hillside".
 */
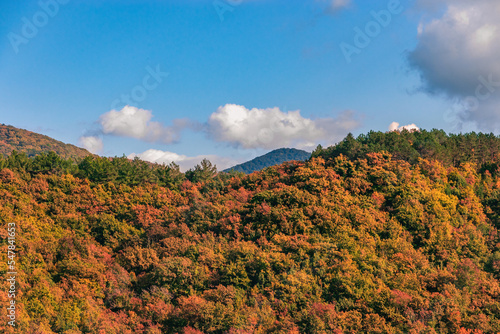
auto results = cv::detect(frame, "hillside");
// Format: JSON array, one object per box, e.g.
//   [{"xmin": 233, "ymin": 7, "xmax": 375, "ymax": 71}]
[
  {"xmin": 1, "ymin": 130, "xmax": 500, "ymax": 333},
  {"xmin": 224, "ymin": 148, "xmax": 311, "ymax": 174},
  {"xmin": 313, "ymin": 129, "xmax": 500, "ymax": 167},
  {"xmin": 0, "ymin": 123, "xmax": 91, "ymax": 160}
]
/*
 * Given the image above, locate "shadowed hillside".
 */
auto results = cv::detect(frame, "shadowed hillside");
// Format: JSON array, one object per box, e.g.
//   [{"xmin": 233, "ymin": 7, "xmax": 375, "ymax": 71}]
[{"xmin": 224, "ymin": 148, "xmax": 311, "ymax": 174}]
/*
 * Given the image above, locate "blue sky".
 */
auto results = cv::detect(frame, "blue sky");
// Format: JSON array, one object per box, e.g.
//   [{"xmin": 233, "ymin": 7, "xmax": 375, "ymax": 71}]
[{"xmin": 1, "ymin": 0, "xmax": 499, "ymax": 170}]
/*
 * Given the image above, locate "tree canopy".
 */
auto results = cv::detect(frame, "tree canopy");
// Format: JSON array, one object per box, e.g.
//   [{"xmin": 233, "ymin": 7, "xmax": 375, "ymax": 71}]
[{"xmin": 1, "ymin": 131, "xmax": 500, "ymax": 333}]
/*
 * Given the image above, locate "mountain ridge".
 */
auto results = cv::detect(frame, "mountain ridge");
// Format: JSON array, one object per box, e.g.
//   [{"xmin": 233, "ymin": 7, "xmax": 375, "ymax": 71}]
[
  {"xmin": 0, "ymin": 123, "xmax": 91, "ymax": 160},
  {"xmin": 224, "ymin": 148, "xmax": 311, "ymax": 174}
]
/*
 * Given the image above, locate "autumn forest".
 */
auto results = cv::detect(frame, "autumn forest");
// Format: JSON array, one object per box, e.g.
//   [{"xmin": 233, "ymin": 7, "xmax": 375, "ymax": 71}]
[{"xmin": 1, "ymin": 129, "xmax": 500, "ymax": 333}]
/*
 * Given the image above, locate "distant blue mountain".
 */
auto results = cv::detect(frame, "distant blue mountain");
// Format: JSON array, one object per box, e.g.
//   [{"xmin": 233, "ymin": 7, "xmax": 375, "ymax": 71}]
[{"xmin": 224, "ymin": 148, "xmax": 311, "ymax": 174}]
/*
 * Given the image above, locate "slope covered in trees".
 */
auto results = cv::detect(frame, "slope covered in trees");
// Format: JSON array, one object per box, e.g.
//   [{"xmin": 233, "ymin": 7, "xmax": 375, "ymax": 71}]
[
  {"xmin": 225, "ymin": 148, "xmax": 311, "ymax": 174},
  {"xmin": 0, "ymin": 131, "xmax": 500, "ymax": 333},
  {"xmin": 0, "ymin": 124, "xmax": 91, "ymax": 160},
  {"xmin": 312, "ymin": 129, "xmax": 500, "ymax": 168}
]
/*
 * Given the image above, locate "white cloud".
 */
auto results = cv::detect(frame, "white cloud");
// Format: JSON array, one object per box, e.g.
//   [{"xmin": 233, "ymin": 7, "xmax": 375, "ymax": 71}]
[
  {"xmin": 207, "ymin": 104, "xmax": 361, "ymax": 150},
  {"xmin": 99, "ymin": 106, "xmax": 186, "ymax": 143},
  {"xmin": 128, "ymin": 149, "xmax": 240, "ymax": 172},
  {"xmin": 87, "ymin": 104, "xmax": 360, "ymax": 152},
  {"xmin": 389, "ymin": 122, "xmax": 419, "ymax": 132},
  {"xmin": 409, "ymin": 0, "xmax": 500, "ymax": 131},
  {"xmin": 79, "ymin": 136, "xmax": 103, "ymax": 154}
]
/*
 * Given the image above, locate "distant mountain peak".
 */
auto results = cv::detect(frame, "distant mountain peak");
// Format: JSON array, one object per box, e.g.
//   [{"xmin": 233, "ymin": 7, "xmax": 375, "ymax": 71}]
[{"xmin": 224, "ymin": 148, "xmax": 311, "ymax": 174}]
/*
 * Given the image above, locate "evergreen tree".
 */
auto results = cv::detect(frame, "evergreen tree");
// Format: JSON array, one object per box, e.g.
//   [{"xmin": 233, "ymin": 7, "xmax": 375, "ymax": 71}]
[{"xmin": 186, "ymin": 158, "xmax": 217, "ymax": 183}]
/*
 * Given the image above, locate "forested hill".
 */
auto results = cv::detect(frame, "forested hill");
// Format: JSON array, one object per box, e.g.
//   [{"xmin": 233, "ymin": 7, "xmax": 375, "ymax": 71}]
[
  {"xmin": 1, "ymin": 131, "xmax": 500, "ymax": 333},
  {"xmin": 0, "ymin": 123, "xmax": 91, "ymax": 160},
  {"xmin": 224, "ymin": 148, "xmax": 311, "ymax": 173},
  {"xmin": 313, "ymin": 129, "xmax": 500, "ymax": 168}
]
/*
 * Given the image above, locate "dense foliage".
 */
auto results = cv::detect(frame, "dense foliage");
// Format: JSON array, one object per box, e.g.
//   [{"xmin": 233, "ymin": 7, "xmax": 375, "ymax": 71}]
[
  {"xmin": 1, "ymin": 131, "xmax": 500, "ymax": 333},
  {"xmin": 0, "ymin": 124, "xmax": 91, "ymax": 160},
  {"xmin": 225, "ymin": 148, "xmax": 311, "ymax": 174},
  {"xmin": 312, "ymin": 129, "xmax": 500, "ymax": 168},
  {"xmin": 1, "ymin": 151, "xmax": 189, "ymax": 191}
]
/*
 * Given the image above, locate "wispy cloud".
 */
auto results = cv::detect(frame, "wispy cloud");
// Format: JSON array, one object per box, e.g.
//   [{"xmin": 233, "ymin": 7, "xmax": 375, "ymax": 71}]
[
  {"xmin": 323, "ymin": 0, "xmax": 352, "ymax": 14},
  {"xmin": 79, "ymin": 136, "xmax": 103, "ymax": 154}
]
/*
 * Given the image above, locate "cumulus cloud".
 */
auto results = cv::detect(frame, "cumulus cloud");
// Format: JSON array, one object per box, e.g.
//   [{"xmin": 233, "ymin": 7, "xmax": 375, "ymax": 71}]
[
  {"xmin": 389, "ymin": 122, "xmax": 419, "ymax": 132},
  {"xmin": 409, "ymin": 0, "xmax": 500, "ymax": 131},
  {"xmin": 99, "ymin": 106, "xmax": 189, "ymax": 143},
  {"xmin": 83, "ymin": 104, "xmax": 359, "ymax": 156},
  {"xmin": 207, "ymin": 104, "xmax": 361, "ymax": 150},
  {"xmin": 79, "ymin": 136, "xmax": 103, "ymax": 154},
  {"xmin": 128, "ymin": 149, "xmax": 240, "ymax": 172}
]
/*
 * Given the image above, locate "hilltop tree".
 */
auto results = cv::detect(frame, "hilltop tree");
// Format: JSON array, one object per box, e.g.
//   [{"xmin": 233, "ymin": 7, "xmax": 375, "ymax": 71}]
[{"xmin": 185, "ymin": 158, "xmax": 217, "ymax": 183}]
